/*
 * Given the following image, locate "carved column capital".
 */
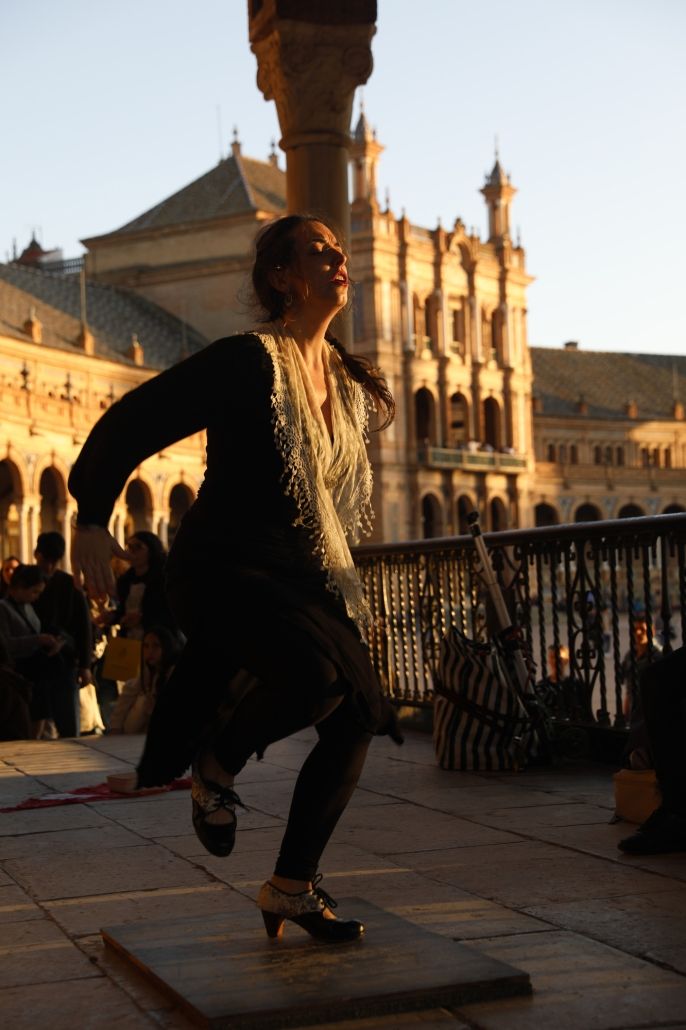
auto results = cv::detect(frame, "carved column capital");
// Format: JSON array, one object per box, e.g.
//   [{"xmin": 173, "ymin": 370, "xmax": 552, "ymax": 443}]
[{"xmin": 251, "ymin": 19, "xmax": 375, "ymax": 150}]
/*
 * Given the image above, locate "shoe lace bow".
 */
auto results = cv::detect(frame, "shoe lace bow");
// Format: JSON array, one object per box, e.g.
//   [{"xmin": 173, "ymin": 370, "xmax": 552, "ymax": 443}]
[{"xmin": 311, "ymin": 873, "xmax": 338, "ymax": 911}]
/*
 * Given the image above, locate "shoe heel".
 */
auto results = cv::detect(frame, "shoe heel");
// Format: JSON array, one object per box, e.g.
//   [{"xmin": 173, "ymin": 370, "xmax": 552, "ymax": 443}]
[{"xmin": 261, "ymin": 909, "xmax": 285, "ymax": 939}]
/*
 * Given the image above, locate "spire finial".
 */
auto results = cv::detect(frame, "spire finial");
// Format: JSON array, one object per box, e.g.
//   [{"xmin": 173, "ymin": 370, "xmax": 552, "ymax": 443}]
[
  {"xmin": 231, "ymin": 126, "xmax": 241, "ymax": 157},
  {"xmin": 494, "ymin": 134, "xmax": 499, "ymax": 161}
]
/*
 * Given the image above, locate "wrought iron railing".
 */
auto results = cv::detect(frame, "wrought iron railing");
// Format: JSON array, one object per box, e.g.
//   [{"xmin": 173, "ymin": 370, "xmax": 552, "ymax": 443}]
[{"xmin": 353, "ymin": 512, "xmax": 686, "ymax": 731}]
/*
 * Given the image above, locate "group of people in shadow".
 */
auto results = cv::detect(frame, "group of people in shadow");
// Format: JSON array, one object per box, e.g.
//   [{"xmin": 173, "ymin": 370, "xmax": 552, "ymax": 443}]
[{"xmin": 0, "ymin": 529, "xmax": 181, "ymax": 742}]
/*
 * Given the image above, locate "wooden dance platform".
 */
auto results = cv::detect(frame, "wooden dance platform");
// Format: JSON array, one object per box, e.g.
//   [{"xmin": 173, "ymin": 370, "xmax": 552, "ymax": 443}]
[{"xmin": 102, "ymin": 898, "xmax": 531, "ymax": 1028}]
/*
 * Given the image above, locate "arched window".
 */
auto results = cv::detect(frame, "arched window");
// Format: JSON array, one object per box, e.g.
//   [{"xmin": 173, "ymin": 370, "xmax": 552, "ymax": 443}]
[
  {"xmin": 546, "ymin": 443, "xmax": 556, "ymax": 462},
  {"xmin": 483, "ymin": 397, "xmax": 501, "ymax": 450},
  {"xmin": 168, "ymin": 483, "xmax": 195, "ymax": 549},
  {"xmin": 421, "ymin": 494, "xmax": 443, "ymax": 539},
  {"xmin": 415, "ymin": 388, "xmax": 436, "ymax": 445},
  {"xmin": 125, "ymin": 479, "xmax": 153, "ymax": 535},
  {"xmin": 574, "ymin": 503, "xmax": 602, "ymax": 523},
  {"xmin": 0, "ymin": 460, "xmax": 22, "ymax": 559},
  {"xmin": 39, "ymin": 467, "xmax": 66, "ymax": 535},
  {"xmin": 641, "ymin": 448, "xmax": 650, "ymax": 468},
  {"xmin": 535, "ymin": 502, "xmax": 559, "ymax": 527},
  {"xmin": 570, "ymin": 444, "xmax": 579, "ymax": 464},
  {"xmin": 456, "ymin": 494, "xmax": 474, "ymax": 535},
  {"xmin": 558, "ymin": 444, "xmax": 567, "ymax": 464},
  {"xmin": 594, "ymin": 446, "xmax": 603, "ymax": 465},
  {"xmin": 616, "ymin": 446, "xmax": 625, "ymax": 466},
  {"xmin": 664, "ymin": 447, "xmax": 672, "ymax": 469},
  {"xmin": 604, "ymin": 446, "xmax": 613, "ymax": 466},
  {"xmin": 663, "ymin": 503, "xmax": 685, "ymax": 514},
  {"xmin": 618, "ymin": 504, "xmax": 645, "ymax": 519},
  {"xmin": 449, "ymin": 392, "xmax": 469, "ymax": 446},
  {"xmin": 489, "ymin": 497, "xmax": 508, "ymax": 532}
]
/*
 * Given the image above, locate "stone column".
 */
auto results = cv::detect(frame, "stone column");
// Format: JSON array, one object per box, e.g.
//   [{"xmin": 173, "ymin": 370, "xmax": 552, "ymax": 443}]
[{"xmin": 249, "ymin": 1, "xmax": 377, "ymax": 345}]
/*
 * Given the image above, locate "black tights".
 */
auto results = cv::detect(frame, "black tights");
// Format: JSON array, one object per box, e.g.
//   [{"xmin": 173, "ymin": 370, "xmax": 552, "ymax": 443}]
[
  {"xmin": 160, "ymin": 574, "xmax": 373, "ymax": 881},
  {"xmin": 211, "ymin": 681, "xmax": 371, "ymax": 879}
]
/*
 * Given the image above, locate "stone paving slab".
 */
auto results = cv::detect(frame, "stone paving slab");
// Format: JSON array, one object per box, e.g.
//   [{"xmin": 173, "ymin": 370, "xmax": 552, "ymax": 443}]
[
  {"xmin": 456, "ymin": 929, "xmax": 686, "ymax": 1030},
  {"xmin": 0, "ymin": 803, "xmax": 111, "ymax": 836},
  {"xmin": 525, "ymin": 820, "xmax": 686, "ymax": 880},
  {"xmin": 5, "ymin": 842, "xmax": 212, "ymax": 900},
  {"xmin": 101, "ymin": 900, "xmax": 530, "ymax": 1028},
  {"xmin": 0, "ymin": 977, "xmax": 158, "ymax": 1029},
  {"xmin": 0, "ymin": 822, "xmax": 146, "ymax": 860},
  {"xmin": 45, "ymin": 882, "xmax": 252, "ymax": 938},
  {"xmin": 0, "ymin": 918, "xmax": 100, "ymax": 988},
  {"xmin": 384, "ymin": 785, "xmax": 589, "ymax": 813},
  {"xmin": 393, "ymin": 840, "xmax": 686, "ymax": 907},
  {"xmin": 524, "ymin": 888, "xmax": 686, "ymax": 975},
  {"xmin": 470, "ymin": 801, "xmax": 613, "ymax": 831},
  {"xmin": 306, "ymin": 1013, "xmax": 470, "ymax": 1030},
  {"xmin": 0, "ymin": 884, "xmax": 45, "ymax": 923},
  {"xmin": 335, "ymin": 802, "xmax": 524, "ymax": 854},
  {"xmin": 193, "ymin": 841, "xmax": 407, "ymax": 890}
]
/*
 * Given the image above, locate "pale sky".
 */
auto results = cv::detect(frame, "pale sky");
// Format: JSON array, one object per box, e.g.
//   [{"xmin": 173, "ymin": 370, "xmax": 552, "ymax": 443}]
[{"xmin": 2, "ymin": 0, "xmax": 685, "ymax": 353}]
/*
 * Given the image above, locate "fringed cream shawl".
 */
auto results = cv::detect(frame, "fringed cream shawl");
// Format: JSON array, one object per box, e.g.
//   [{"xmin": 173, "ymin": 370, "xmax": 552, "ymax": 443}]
[{"xmin": 251, "ymin": 323, "xmax": 374, "ymax": 630}]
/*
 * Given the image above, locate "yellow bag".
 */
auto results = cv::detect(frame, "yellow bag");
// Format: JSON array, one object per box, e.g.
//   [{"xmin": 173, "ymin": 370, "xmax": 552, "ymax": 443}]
[{"xmin": 101, "ymin": 636, "xmax": 142, "ymax": 682}]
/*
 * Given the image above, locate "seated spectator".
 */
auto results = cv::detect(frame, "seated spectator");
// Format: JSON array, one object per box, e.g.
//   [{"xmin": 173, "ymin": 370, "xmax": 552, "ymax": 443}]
[
  {"xmin": 0, "ymin": 626, "xmax": 32, "ymax": 740},
  {"xmin": 109, "ymin": 626, "xmax": 181, "ymax": 734},
  {"xmin": 619, "ymin": 645, "xmax": 686, "ymax": 854},
  {"xmin": 535, "ymin": 644, "xmax": 584, "ymax": 721},
  {"xmin": 0, "ymin": 555, "xmax": 20, "ymax": 599},
  {"xmin": 0, "ymin": 565, "xmax": 64, "ymax": 738}
]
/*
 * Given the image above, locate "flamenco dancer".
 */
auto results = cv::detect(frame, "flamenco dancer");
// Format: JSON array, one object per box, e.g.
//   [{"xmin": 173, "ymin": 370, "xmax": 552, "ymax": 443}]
[{"xmin": 70, "ymin": 214, "xmax": 402, "ymax": 944}]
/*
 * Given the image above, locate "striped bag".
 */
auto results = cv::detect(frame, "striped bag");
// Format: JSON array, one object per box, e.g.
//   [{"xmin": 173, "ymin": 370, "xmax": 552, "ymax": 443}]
[{"xmin": 433, "ymin": 625, "xmax": 532, "ymax": 771}]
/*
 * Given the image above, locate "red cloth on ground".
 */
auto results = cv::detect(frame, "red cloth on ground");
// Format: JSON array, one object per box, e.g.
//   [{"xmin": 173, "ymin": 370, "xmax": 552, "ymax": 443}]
[{"xmin": 0, "ymin": 777, "xmax": 191, "ymax": 812}]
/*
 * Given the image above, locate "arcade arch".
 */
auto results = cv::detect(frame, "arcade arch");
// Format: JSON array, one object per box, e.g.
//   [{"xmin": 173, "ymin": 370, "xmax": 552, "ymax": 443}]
[{"xmin": 421, "ymin": 493, "xmax": 443, "ymax": 539}]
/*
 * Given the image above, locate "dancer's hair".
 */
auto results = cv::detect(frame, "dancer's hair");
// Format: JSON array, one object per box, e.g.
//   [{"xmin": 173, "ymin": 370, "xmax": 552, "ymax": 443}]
[{"xmin": 252, "ymin": 214, "xmax": 395, "ymax": 429}]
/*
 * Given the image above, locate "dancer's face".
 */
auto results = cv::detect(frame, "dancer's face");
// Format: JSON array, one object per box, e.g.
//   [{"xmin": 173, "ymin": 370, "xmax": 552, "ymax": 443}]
[{"xmin": 285, "ymin": 221, "xmax": 349, "ymax": 316}]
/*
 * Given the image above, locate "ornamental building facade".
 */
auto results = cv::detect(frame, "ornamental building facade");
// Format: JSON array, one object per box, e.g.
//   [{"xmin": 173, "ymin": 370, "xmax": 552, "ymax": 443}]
[{"xmin": 2, "ymin": 111, "xmax": 685, "ymax": 561}]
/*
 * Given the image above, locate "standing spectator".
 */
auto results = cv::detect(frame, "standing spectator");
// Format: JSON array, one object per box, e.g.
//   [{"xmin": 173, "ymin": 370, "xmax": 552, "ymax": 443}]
[
  {"xmin": 110, "ymin": 532, "xmax": 175, "ymax": 639},
  {"xmin": 620, "ymin": 617, "xmax": 661, "ymax": 722},
  {"xmin": 0, "ymin": 556, "xmax": 20, "ymax": 599},
  {"xmin": 33, "ymin": 532, "xmax": 93, "ymax": 738},
  {"xmin": 0, "ymin": 564, "xmax": 63, "ymax": 738}
]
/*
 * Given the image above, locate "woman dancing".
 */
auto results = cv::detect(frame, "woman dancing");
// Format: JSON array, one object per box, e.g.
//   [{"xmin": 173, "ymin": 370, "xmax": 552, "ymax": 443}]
[{"xmin": 69, "ymin": 214, "xmax": 401, "ymax": 944}]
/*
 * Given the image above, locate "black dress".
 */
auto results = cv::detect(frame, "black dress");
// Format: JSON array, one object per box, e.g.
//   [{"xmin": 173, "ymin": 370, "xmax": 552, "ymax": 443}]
[{"xmin": 68, "ymin": 333, "xmax": 398, "ymax": 785}]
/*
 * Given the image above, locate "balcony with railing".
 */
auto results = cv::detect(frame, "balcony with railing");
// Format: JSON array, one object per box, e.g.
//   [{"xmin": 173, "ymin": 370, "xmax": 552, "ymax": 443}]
[
  {"xmin": 417, "ymin": 443, "xmax": 527, "ymax": 471},
  {"xmin": 353, "ymin": 511, "xmax": 686, "ymax": 758}
]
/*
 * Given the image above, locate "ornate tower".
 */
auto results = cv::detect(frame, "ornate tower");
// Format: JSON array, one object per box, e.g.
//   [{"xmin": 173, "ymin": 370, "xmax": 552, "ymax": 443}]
[
  {"xmin": 480, "ymin": 153, "xmax": 517, "ymax": 241},
  {"xmin": 349, "ymin": 105, "xmax": 384, "ymax": 207}
]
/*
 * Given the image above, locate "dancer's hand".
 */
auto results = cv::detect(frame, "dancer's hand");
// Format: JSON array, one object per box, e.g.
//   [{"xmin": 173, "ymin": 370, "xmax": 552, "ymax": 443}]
[{"xmin": 72, "ymin": 525, "xmax": 130, "ymax": 601}]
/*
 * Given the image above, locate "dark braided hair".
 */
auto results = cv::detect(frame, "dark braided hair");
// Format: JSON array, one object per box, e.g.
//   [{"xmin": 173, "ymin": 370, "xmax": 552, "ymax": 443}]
[{"xmin": 252, "ymin": 214, "xmax": 395, "ymax": 430}]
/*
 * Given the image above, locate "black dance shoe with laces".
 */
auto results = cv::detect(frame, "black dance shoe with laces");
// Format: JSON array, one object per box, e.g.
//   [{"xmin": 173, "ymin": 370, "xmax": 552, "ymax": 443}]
[
  {"xmin": 257, "ymin": 874, "xmax": 365, "ymax": 943},
  {"xmin": 191, "ymin": 762, "xmax": 245, "ymax": 857}
]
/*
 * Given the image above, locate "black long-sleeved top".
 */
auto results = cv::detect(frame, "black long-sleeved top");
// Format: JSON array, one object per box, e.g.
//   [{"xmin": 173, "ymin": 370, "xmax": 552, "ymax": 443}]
[{"xmin": 69, "ymin": 333, "xmax": 309, "ymax": 564}]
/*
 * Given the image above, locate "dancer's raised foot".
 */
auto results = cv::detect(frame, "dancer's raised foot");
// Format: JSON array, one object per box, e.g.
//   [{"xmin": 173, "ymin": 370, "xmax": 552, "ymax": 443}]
[{"xmin": 191, "ymin": 750, "xmax": 245, "ymax": 857}]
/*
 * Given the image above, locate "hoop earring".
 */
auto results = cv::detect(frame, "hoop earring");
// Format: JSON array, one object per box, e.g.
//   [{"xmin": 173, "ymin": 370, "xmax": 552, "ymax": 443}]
[{"xmin": 284, "ymin": 292, "xmax": 294, "ymax": 308}]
